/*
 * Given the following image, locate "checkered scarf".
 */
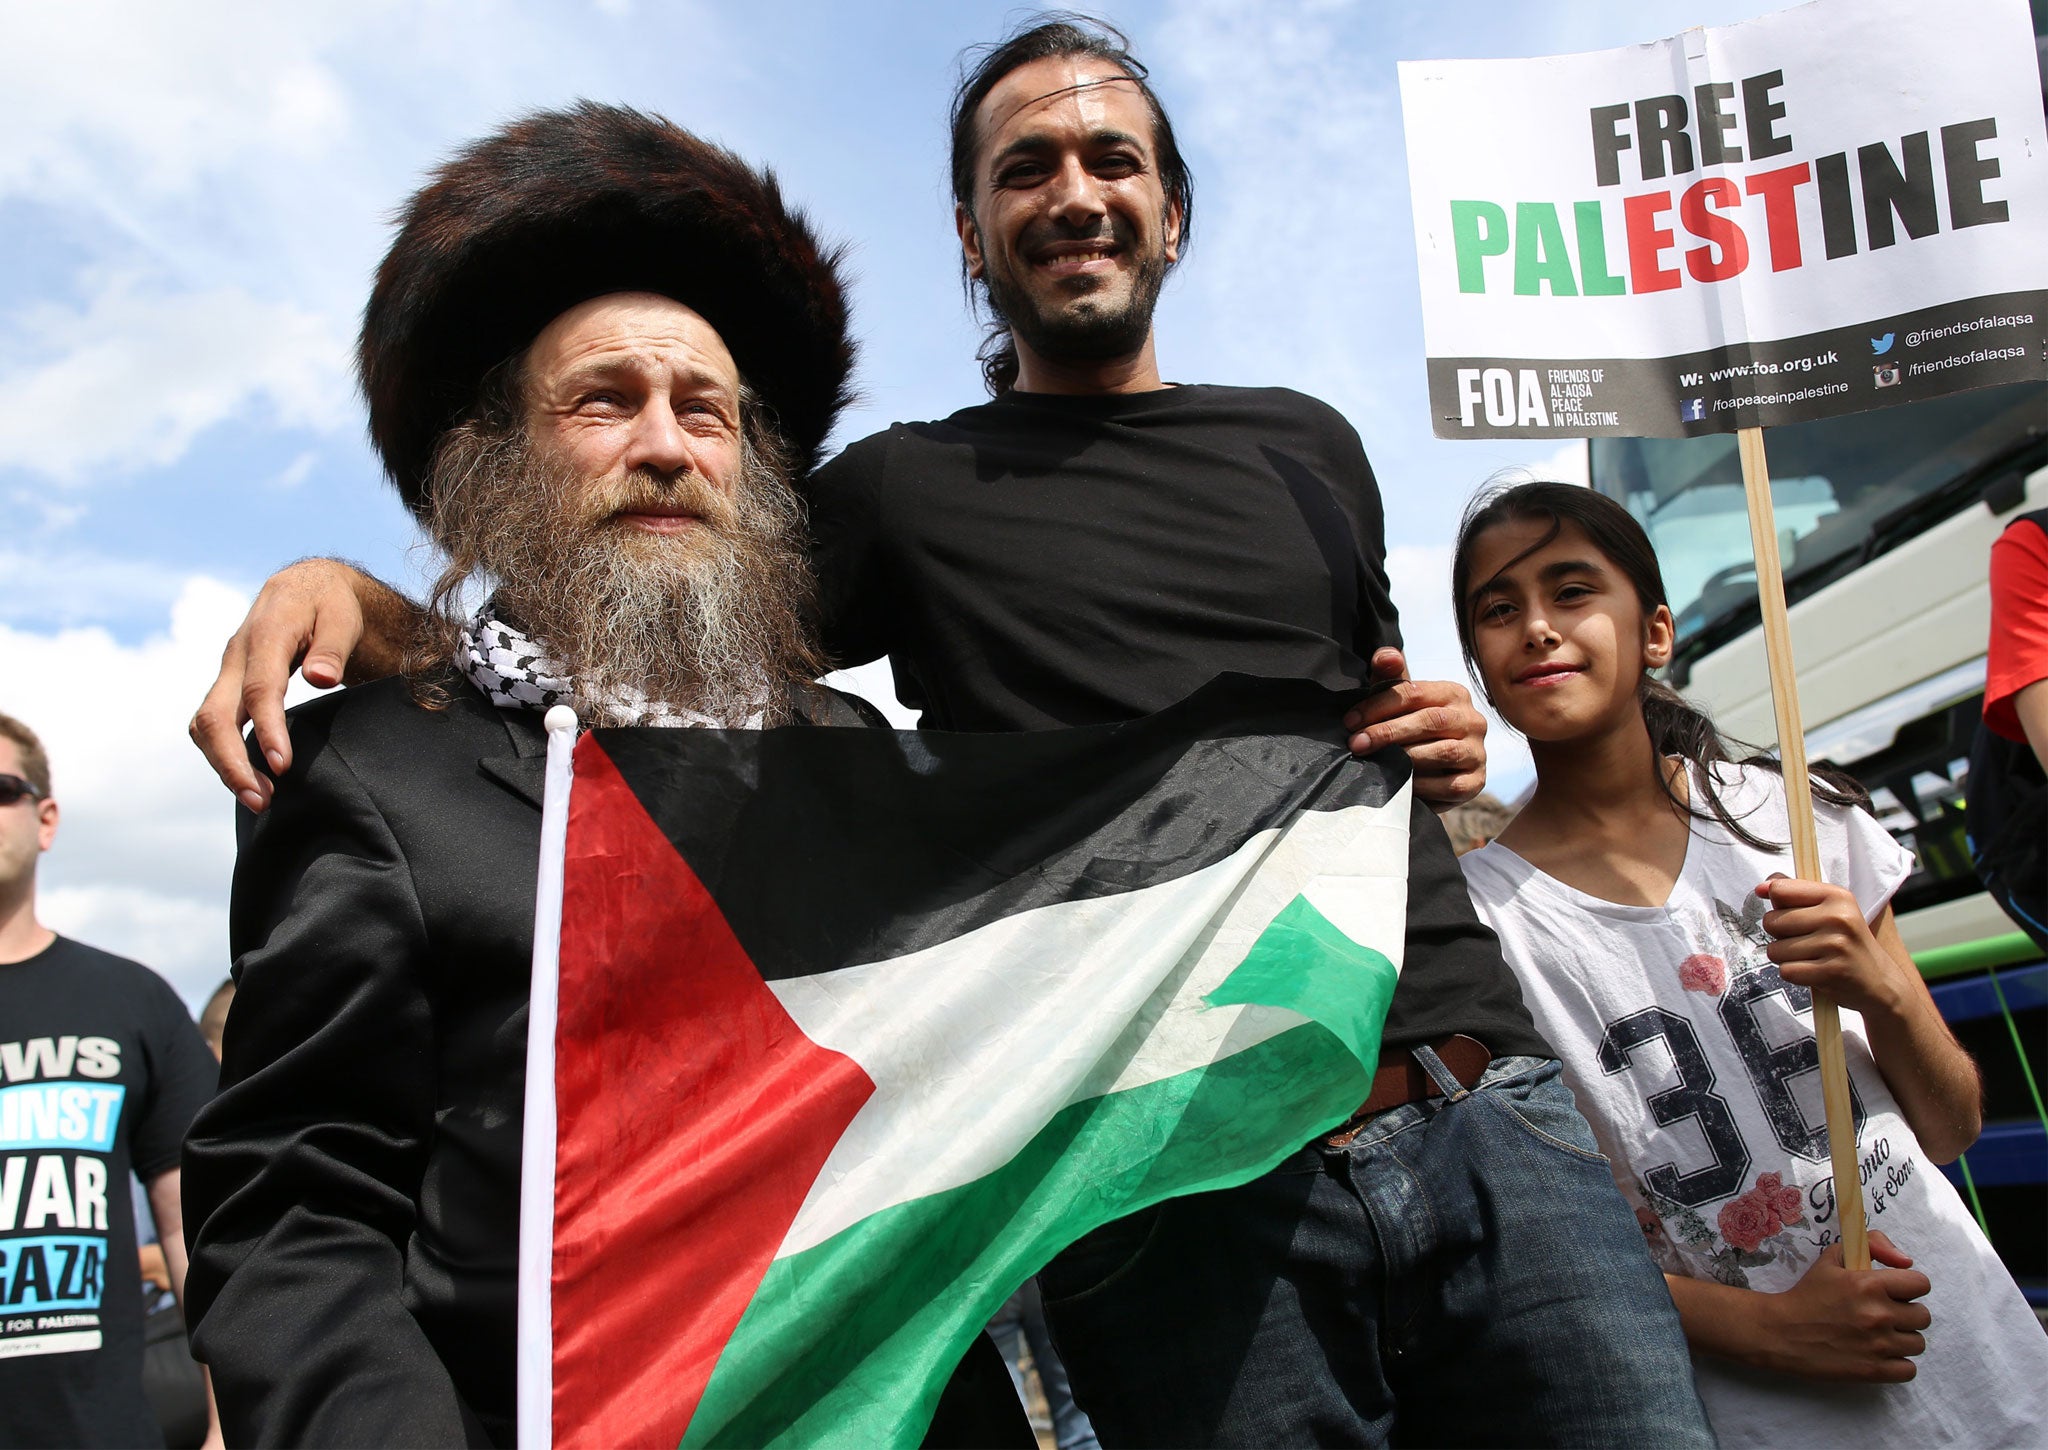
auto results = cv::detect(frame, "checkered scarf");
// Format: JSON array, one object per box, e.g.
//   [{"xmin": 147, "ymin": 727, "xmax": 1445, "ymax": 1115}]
[{"xmin": 457, "ymin": 599, "xmax": 758, "ymax": 729}]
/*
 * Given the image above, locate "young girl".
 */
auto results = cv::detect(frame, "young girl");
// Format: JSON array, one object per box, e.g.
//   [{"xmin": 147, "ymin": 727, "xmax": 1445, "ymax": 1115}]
[{"xmin": 1451, "ymin": 481, "xmax": 2047, "ymax": 1447}]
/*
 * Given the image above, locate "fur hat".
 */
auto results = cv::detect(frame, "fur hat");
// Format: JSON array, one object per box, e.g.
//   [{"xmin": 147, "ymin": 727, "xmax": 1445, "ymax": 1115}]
[{"xmin": 360, "ymin": 101, "xmax": 855, "ymax": 517}]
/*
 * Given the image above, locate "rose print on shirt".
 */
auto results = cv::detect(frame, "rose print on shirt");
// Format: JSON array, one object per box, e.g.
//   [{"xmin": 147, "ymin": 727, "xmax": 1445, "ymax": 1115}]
[
  {"xmin": 1718, "ymin": 1172, "xmax": 1806, "ymax": 1251},
  {"xmin": 1678, "ymin": 953, "xmax": 1727, "ymax": 994},
  {"xmin": 1757, "ymin": 1171, "xmax": 1804, "ymax": 1220},
  {"xmin": 1670, "ymin": 896, "xmax": 1767, "ymax": 993},
  {"xmin": 1645, "ymin": 1171, "xmax": 1812, "ymax": 1286},
  {"xmin": 1715, "ymin": 1170, "xmax": 1810, "ymax": 1261},
  {"xmin": 1717, "ymin": 1191, "xmax": 1777, "ymax": 1252}
]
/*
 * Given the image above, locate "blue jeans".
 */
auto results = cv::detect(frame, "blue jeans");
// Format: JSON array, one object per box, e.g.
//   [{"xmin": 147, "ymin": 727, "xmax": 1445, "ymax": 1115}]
[{"xmin": 1038, "ymin": 1052, "xmax": 1713, "ymax": 1448}]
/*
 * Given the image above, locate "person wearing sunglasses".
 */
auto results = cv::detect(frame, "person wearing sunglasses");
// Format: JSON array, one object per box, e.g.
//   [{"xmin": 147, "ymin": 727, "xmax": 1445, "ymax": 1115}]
[{"xmin": 0, "ymin": 711, "xmax": 222, "ymax": 1449}]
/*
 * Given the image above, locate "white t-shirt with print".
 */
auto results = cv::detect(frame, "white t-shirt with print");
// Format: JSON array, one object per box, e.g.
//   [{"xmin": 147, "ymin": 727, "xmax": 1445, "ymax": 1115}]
[{"xmin": 1461, "ymin": 762, "xmax": 2047, "ymax": 1448}]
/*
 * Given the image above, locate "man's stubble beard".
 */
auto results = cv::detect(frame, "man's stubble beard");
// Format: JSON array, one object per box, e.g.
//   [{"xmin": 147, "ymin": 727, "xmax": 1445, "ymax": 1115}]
[
  {"xmin": 422, "ymin": 420, "xmax": 825, "ymax": 726},
  {"xmin": 980, "ymin": 219, "xmax": 1168, "ymax": 366},
  {"xmin": 0, "ymin": 827, "xmax": 37, "ymax": 901}
]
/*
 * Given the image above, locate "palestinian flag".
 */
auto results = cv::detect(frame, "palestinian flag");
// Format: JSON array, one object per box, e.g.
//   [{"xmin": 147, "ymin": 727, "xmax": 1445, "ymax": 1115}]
[{"xmin": 515, "ymin": 676, "xmax": 1411, "ymax": 1449}]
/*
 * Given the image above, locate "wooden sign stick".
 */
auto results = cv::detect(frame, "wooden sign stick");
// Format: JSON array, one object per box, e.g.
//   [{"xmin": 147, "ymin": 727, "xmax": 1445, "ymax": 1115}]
[{"xmin": 1736, "ymin": 425, "xmax": 1870, "ymax": 1271}]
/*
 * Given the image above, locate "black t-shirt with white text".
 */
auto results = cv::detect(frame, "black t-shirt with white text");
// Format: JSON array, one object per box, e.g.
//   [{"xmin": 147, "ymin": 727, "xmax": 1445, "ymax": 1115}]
[
  {"xmin": 0, "ymin": 936, "xmax": 217, "ymax": 1449},
  {"xmin": 809, "ymin": 385, "xmax": 1548, "ymax": 1061}
]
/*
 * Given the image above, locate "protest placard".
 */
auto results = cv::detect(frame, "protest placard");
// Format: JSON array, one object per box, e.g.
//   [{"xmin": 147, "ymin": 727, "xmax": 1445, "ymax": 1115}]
[
  {"xmin": 1402, "ymin": 0, "xmax": 2048, "ymax": 1271},
  {"xmin": 1399, "ymin": 0, "xmax": 2048, "ymax": 439}
]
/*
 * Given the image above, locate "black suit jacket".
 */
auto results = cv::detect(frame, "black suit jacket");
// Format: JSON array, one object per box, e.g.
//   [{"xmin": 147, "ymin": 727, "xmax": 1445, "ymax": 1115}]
[{"xmin": 181, "ymin": 676, "xmax": 888, "ymax": 1447}]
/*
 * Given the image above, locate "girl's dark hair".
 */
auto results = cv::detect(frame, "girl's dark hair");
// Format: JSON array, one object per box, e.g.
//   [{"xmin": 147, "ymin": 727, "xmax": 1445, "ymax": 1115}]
[
  {"xmin": 1451, "ymin": 480, "xmax": 1867, "ymax": 849},
  {"xmin": 948, "ymin": 13, "xmax": 1194, "ymax": 396}
]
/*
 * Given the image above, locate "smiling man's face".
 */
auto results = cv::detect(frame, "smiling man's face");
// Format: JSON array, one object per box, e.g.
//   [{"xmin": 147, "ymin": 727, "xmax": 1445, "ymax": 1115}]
[{"xmin": 958, "ymin": 55, "xmax": 1181, "ymax": 376}]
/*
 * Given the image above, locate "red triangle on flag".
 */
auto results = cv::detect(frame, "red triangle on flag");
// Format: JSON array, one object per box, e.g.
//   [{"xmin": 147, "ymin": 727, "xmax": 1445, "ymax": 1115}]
[{"xmin": 548, "ymin": 737, "xmax": 876, "ymax": 1449}]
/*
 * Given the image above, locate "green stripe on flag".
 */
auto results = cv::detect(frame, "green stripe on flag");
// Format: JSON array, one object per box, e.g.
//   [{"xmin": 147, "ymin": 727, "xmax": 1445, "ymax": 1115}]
[
  {"xmin": 1202, "ymin": 893, "xmax": 1397, "ymax": 1072},
  {"xmin": 683, "ymin": 941, "xmax": 1395, "ymax": 1446}
]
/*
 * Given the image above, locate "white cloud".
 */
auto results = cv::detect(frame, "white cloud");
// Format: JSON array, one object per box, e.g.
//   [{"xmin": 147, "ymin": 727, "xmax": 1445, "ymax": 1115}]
[
  {"xmin": 269, "ymin": 452, "xmax": 321, "ymax": 491},
  {"xmin": 0, "ymin": 4, "xmax": 675, "ymax": 489},
  {"xmin": 0, "ymin": 277, "xmax": 353, "ymax": 482},
  {"xmin": 1538, "ymin": 439, "xmax": 1592, "ymax": 488},
  {"xmin": 1151, "ymin": 0, "xmax": 1419, "ymax": 432},
  {"xmin": 0, "ymin": 4, "xmax": 367, "ymax": 486},
  {"xmin": 1385, "ymin": 542, "xmax": 1460, "ymax": 685},
  {"xmin": 36, "ymin": 884, "xmax": 230, "ymax": 1016},
  {"xmin": 4, "ymin": 576, "xmax": 326, "ymax": 1011},
  {"xmin": 7, "ymin": 489, "xmax": 85, "ymax": 535},
  {"xmin": 1469, "ymin": 440, "xmax": 1591, "ymax": 491},
  {"xmin": 0, "ymin": 546, "xmax": 214, "ymax": 629},
  {"xmin": 0, "ymin": 2, "xmax": 359, "ymax": 207}
]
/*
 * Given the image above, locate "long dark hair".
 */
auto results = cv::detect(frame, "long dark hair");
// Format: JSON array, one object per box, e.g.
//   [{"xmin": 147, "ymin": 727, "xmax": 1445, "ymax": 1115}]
[
  {"xmin": 948, "ymin": 13, "xmax": 1194, "ymax": 396},
  {"xmin": 1451, "ymin": 480, "xmax": 1867, "ymax": 849}
]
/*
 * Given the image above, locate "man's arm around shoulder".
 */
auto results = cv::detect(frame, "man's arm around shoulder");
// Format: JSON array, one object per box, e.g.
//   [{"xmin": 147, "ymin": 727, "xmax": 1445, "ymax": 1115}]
[{"xmin": 189, "ymin": 560, "xmax": 422, "ymax": 813}]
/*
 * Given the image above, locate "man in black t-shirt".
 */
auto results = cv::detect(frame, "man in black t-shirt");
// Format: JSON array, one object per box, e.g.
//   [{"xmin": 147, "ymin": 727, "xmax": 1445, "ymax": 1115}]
[
  {"xmin": 0, "ymin": 712, "xmax": 219, "ymax": 1449},
  {"xmin": 799, "ymin": 22, "xmax": 1709, "ymax": 1446}
]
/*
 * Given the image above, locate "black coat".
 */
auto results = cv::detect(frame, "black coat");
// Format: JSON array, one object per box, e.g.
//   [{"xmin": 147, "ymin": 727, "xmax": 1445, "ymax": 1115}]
[{"xmin": 181, "ymin": 676, "xmax": 909, "ymax": 1447}]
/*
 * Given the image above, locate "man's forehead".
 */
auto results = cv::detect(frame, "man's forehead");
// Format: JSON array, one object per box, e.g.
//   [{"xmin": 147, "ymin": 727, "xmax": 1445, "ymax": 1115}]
[
  {"xmin": 978, "ymin": 57, "xmax": 1152, "ymax": 146},
  {"xmin": 530, "ymin": 291, "xmax": 739, "ymax": 386}
]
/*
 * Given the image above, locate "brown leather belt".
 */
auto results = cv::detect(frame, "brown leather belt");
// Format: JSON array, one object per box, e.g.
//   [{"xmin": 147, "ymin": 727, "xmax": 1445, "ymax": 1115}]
[{"xmin": 1324, "ymin": 1034, "xmax": 1494, "ymax": 1147}]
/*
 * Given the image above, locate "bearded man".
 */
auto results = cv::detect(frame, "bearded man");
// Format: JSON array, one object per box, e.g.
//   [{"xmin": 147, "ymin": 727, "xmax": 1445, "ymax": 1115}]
[{"xmin": 178, "ymin": 105, "xmax": 1030, "ymax": 1448}]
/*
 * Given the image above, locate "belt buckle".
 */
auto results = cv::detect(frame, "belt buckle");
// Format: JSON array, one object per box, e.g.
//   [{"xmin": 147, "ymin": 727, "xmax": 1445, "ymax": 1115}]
[
  {"xmin": 1324, "ymin": 1118, "xmax": 1369, "ymax": 1149},
  {"xmin": 1322, "ymin": 1035, "xmax": 1493, "ymax": 1150}
]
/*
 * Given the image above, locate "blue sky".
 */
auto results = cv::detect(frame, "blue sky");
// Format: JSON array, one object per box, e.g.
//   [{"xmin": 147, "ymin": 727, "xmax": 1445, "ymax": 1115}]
[{"xmin": 0, "ymin": 0, "xmax": 1788, "ymax": 1004}]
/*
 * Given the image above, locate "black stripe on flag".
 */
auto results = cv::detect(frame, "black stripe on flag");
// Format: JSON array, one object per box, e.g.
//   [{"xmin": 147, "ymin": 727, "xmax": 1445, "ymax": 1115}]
[{"xmin": 589, "ymin": 673, "xmax": 1406, "ymax": 981}]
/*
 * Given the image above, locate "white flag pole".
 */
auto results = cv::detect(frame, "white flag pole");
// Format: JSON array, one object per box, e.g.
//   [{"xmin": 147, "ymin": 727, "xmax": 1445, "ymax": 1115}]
[
  {"xmin": 1736, "ymin": 428, "xmax": 1869, "ymax": 1271},
  {"xmin": 518, "ymin": 705, "xmax": 581, "ymax": 1450}
]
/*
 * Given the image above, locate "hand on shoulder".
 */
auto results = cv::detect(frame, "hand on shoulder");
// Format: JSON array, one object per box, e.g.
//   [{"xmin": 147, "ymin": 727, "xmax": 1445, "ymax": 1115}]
[
  {"xmin": 188, "ymin": 559, "xmax": 408, "ymax": 813},
  {"xmin": 1343, "ymin": 647, "xmax": 1489, "ymax": 808}
]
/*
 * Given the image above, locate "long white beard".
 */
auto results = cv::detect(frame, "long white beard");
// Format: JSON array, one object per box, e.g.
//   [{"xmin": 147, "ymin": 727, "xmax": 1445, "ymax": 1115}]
[{"xmin": 425, "ymin": 420, "xmax": 821, "ymax": 726}]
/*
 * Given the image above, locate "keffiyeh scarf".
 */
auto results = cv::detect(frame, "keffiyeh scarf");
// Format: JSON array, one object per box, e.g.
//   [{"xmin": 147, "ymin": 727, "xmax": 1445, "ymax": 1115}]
[{"xmin": 457, "ymin": 600, "xmax": 759, "ymax": 729}]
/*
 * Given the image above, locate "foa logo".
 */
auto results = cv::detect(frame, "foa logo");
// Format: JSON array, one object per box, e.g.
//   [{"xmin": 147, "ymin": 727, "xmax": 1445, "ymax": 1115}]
[{"xmin": 1456, "ymin": 368, "xmax": 1551, "ymax": 427}]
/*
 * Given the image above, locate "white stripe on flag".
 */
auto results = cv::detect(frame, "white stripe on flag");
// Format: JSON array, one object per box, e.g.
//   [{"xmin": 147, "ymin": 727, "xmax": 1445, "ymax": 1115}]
[
  {"xmin": 765, "ymin": 784, "xmax": 1410, "ymax": 1257},
  {"xmin": 517, "ymin": 707, "xmax": 580, "ymax": 1450}
]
